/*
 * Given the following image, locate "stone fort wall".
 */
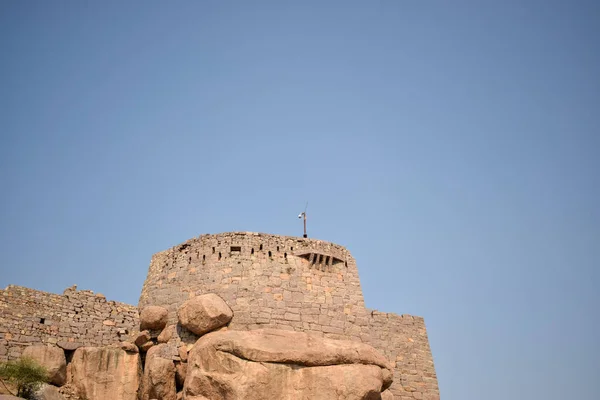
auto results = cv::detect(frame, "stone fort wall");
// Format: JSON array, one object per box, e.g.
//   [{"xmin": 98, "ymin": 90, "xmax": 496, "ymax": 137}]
[
  {"xmin": 0, "ymin": 285, "xmax": 138, "ymax": 361},
  {"xmin": 138, "ymin": 232, "xmax": 439, "ymax": 400}
]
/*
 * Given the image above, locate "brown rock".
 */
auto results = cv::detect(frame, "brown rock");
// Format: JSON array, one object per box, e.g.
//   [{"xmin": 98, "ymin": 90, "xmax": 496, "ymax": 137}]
[
  {"xmin": 177, "ymin": 294, "xmax": 233, "ymax": 336},
  {"xmin": 140, "ymin": 341, "xmax": 154, "ymax": 352},
  {"xmin": 34, "ymin": 383, "xmax": 67, "ymax": 400},
  {"xmin": 177, "ymin": 345, "xmax": 188, "ymax": 362},
  {"xmin": 140, "ymin": 344, "xmax": 176, "ymax": 400},
  {"xmin": 70, "ymin": 346, "xmax": 142, "ymax": 400},
  {"xmin": 139, "ymin": 306, "xmax": 168, "ymax": 331},
  {"xmin": 381, "ymin": 389, "xmax": 394, "ymax": 399},
  {"xmin": 56, "ymin": 341, "xmax": 83, "ymax": 351},
  {"xmin": 134, "ymin": 330, "xmax": 151, "ymax": 347},
  {"xmin": 57, "ymin": 383, "xmax": 78, "ymax": 399},
  {"xmin": 184, "ymin": 329, "xmax": 393, "ymax": 400},
  {"xmin": 382, "ymin": 367, "xmax": 393, "ymax": 391},
  {"xmin": 157, "ymin": 324, "xmax": 176, "ymax": 343},
  {"xmin": 22, "ymin": 345, "xmax": 67, "ymax": 386},
  {"xmin": 120, "ymin": 341, "xmax": 139, "ymax": 353}
]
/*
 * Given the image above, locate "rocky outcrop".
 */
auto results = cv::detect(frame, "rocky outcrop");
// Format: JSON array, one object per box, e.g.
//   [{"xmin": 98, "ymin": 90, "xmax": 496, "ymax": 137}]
[
  {"xmin": 140, "ymin": 344, "xmax": 176, "ymax": 400},
  {"xmin": 21, "ymin": 345, "xmax": 67, "ymax": 387},
  {"xmin": 139, "ymin": 306, "xmax": 168, "ymax": 331},
  {"xmin": 177, "ymin": 294, "xmax": 233, "ymax": 336},
  {"xmin": 33, "ymin": 383, "xmax": 66, "ymax": 400},
  {"xmin": 119, "ymin": 341, "xmax": 138, "ymax": 353},
  {"xmin": 69, "ymin": 346, "xmax": 141, "ymax": 400},
  {"xmin": 184, "ymin": 329, "xmax": 393, "ymax": 400}
]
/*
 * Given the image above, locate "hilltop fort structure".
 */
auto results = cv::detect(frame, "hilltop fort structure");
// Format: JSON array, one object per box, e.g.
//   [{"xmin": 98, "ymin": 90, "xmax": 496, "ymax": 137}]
[{"xmin": 0, "ymin": 232, "xmax": 440, "ymax": 399}]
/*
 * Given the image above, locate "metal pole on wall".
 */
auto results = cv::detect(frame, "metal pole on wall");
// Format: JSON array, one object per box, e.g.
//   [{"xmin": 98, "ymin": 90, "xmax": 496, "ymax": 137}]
[
  {"xmin": 303, "ymin": 212, "xmax": 307, "ymax": 238},
  {"xmin": 298, "ymin": 202, "xmax": 308, "ymax": 238}
]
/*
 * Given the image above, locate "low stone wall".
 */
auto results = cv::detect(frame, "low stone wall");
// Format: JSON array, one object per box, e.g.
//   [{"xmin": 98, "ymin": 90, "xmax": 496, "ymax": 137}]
[{"xmin": 0, "ymin": 285, "xmax": 139, "ymax": 361}]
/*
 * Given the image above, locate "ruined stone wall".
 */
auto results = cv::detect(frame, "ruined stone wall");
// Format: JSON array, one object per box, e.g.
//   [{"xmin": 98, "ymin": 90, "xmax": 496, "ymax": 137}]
[
  {"xmin": 139, "ymin": 232, "xmax": 440, "ymax": 400},
  {"xmin": 364, "ymin": 311, "xmax": 439, "ymax": 399},
  {"xmin": 0, "ymin": 285, "xmax": 138, "ymax": 361},
  {"xmin": 139, "ymin": 232, "xmax": 365, "ymax": 333}
]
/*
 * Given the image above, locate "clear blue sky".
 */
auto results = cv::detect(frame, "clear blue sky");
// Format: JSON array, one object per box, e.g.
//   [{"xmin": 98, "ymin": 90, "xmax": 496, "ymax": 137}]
[{"xmin": 1, "ymin": 1, "xmax": 598, "ymax": 399}]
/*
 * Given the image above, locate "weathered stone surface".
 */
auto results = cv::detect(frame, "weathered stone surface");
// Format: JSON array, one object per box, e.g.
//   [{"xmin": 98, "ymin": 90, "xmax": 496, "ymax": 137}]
[
  {"xmin": 33, "ymin": 383, "xmax": 66, "ymax": 400},
  {"xmin": 177, "ymin": 345, "xmax": 188, "ymax": 362},
  {"xmin": 177, "ymin": 294, "xmax": 233, "ymax": 336},
  {"xmin": 0, "ymin": 396, "xmax": 22, "ymax": 400},
  {"xmin": 56, "ymin": 342, "xmax": 82, "ymax": 352},
  {"xmin": 382, "ymin": 367, "xmax": 393, "ymax": 391},
  {"xmin": 381, "ymin": 389, "xmax": 394, "ymax": 399},
  {"xmin": 22, "ymin": 345, "xmax": 66, "ymax": 387},
  {"xmin": 157, "ymin": 324, "xmax": 176, "ymax": 343},
  {"xmin": 184, "ymin": 329, "xmax": 393, "ymax": 399},
  {"xmin": 140, "ymin": 341, "xmax": 154, "ymax": 352},
  {"xmin": 57, "ymin": 384, "xmax": 78, "ymax": 400},
  {"xmin": 140, "ymin": 344, "xmax": 176, "ymax": 400},
  {"xmin": 2, "ymin": 232, "xmax": 440, "ymax": 400},
  {"xmin": 134, "ymin": 330, "xmax": 151, "ymax": 347},
  {"xmin": 120, "ymin": 341, "xmax": 139, "ymax": 353},
  {"xmin": 139, "ymin": 306, "xmax": 168, "ymax": 331},
  {"xmin": 136, "ymin": 233, "xmax": 440, "ymax": 399},
  {"xmin": 70, "ymin": 347, "xmax": 141, "ymax": 400}
]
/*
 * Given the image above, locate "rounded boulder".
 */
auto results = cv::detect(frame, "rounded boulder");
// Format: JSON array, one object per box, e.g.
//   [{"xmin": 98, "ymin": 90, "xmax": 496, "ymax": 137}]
[
  {"xmin": 139, "ymin": 306, "xmax": 169, "ymax": 331},
  {"xmin": 177, "ymin": 294, "xmax": 233, "ymax": 336},
  {"xmin": 21, "ymin": 344, "xmax": 67, "ymax": 386}
]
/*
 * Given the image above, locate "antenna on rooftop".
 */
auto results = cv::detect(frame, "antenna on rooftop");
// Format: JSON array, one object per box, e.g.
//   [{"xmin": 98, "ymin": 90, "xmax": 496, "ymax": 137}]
[{"xmin": 297, "ymin": 202, "xmax": 308, "ymax": 238}]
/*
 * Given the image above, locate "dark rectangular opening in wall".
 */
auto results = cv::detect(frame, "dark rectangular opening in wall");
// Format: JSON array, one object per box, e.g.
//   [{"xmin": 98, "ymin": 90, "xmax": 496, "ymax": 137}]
[
  {"xmin": 39, "ymin": 318, "xmax": 45, "ymax": 324},
  {"xmin": 64, "ymin": 349, "xmax": 75, "ymax": 364},
  {"xmin": 230, "ymin": 246, "xmax": 241, "ymax": 252}
]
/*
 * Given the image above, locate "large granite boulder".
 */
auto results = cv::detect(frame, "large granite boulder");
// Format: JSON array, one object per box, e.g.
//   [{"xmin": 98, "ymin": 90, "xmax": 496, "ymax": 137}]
[
  {"xmin": 69, "ymin": 346, "xmax": 141, "ymax": 400},
  {"xmin": 177, "ymin": 294, "xmax": 233, "ymax": 336},
  {"xmin": 184, "ymin": 329, "xmax": 393, "ymax": 400},
  {"xmin": 21, "ymin": 345, "xmax": 67, "ymax": 386},
  {"xmin": 140, "ymin": 344, "xmax": 176, "ymax": 400},
  {"xmin": 139, "ymin": 306, "xmax": 168, "ymax": 331}
]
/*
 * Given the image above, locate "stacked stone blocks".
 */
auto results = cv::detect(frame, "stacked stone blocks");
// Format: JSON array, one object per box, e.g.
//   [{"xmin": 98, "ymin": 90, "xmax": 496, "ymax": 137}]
[
  {"xmin": 0, "ymin": 231, "xmax": 440, "ymax": 399},
  {"xmin": 138, "ymin": 232, "xmax": 440, "ymax": 399},
  {"xmin": 0, "ymin": 285, "xmax": 138, "ymax": 361}
]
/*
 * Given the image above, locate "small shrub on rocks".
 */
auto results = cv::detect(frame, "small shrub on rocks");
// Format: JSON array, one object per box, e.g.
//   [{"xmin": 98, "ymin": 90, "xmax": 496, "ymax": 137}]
[{"xmin": 0, "ymin": 356, "xmax": 49, "ymax": 399}]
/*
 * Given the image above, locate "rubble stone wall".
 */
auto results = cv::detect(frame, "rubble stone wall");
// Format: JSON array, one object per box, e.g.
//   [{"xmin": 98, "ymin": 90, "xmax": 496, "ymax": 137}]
[
  {"xmin": 365, "ymin": 311, "xmax": 439, "ymax": 399},
  {"xmin": 138, "ymin": 232, "xmax": 440, "ymax": 400},
  {"xmin": 0, "ymin": 285, "xmax": 138, "ymax": 361}
]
